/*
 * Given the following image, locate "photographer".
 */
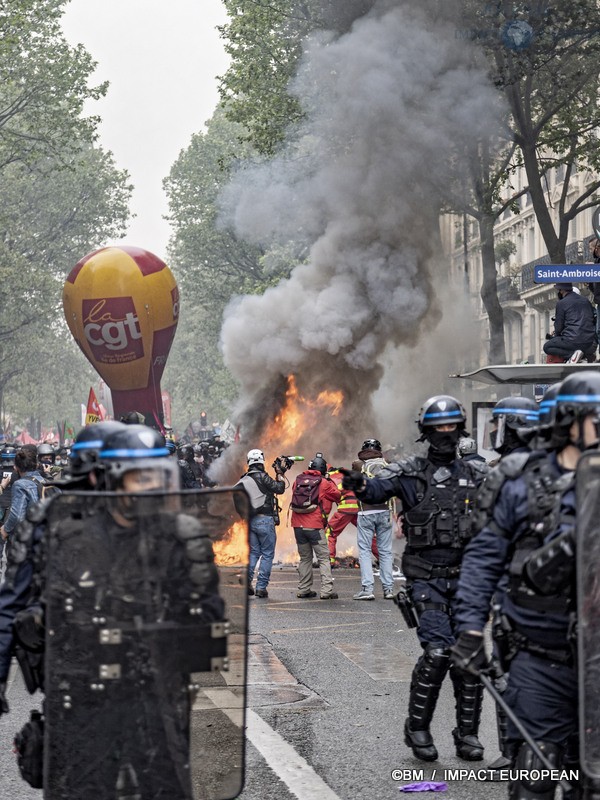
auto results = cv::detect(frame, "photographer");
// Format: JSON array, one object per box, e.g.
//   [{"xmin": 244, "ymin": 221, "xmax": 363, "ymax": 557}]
[{"xmin": 236, "ymin": 449, "xmax": 285, "ymax": 599}]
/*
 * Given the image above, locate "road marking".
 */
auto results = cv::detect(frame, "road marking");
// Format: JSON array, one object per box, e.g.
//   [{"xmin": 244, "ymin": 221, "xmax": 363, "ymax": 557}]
[
  {"xmin": 245, "ymin": 708, "xmax": 343, "ymax": 800},
  {"xmin": 271, "ymin": 621, "xmax": 376, "ymax": 633},
  {"xmin": 197, "ymin": 689, "xmax": 342, "ymax": 800}
]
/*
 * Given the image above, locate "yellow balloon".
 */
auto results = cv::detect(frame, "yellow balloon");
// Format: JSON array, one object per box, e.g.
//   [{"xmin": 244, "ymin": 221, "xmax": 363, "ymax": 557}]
[{"xmin": 63, "ymin": 246, "xmax": 179, "ymax": 423}]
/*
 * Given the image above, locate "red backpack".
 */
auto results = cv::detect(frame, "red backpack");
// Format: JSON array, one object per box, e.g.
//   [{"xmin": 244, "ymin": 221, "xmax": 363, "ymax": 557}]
[{"xmin": 290, "ymin": 473, "xmax": 322, "ymax": 514}]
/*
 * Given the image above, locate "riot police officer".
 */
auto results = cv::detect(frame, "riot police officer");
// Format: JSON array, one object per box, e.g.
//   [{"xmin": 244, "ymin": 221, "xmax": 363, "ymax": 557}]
[
  {"xmin": 19, "ymin": 424, "xmax": 225, "ymax": 797},
  {"xmin": 177, "ymin": 442, "xmax": 200, "ymax": 489},
  {"xmin": 452, "ymin": 371, "xmax": 600, "ymax": 799},
  {"xmin": 488, "ymin": 396, "xmax": 539, "ymax": 458},
  {"xmin": 342, "ymin": 395, "xmax": 488, "ymax": 762},
  {"xmin": 0, "ymin": 421, "xmax": 127, "ymax": 720}
]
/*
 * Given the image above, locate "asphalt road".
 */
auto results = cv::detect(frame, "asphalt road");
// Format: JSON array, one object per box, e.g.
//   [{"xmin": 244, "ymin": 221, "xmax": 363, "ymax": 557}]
[
  {"xmin": 237, "ymin": 565, "xmax": 508, "ymax": 800},
  {"xmin": 0, "ymin": 566, "xmax": 511, "ymax": 800}
]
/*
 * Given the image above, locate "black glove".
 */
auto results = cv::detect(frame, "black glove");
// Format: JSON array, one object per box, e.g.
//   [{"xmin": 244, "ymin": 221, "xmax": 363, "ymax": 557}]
[
  {"xmin": 339, "ymin": 468, "xmax": 366, "ymax": 493},
  {"xmin": 450, "ymin": 632, "xmax": 489, "ymax": 676}
]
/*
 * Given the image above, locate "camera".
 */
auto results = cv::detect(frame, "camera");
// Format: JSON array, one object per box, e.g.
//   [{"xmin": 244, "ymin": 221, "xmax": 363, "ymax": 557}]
[{"xmin": 272, "ymin": 455, "xmax": 304, "ymax": 474}]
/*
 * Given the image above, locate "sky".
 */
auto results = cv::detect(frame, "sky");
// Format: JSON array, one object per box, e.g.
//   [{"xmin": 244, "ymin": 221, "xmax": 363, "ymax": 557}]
[{"xmin": 61, "ymin": 0, "xmax": 230, "ymax": 261}]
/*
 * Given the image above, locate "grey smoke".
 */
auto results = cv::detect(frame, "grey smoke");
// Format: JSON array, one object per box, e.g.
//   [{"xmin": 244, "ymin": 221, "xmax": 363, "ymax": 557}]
[{"xmin": 219, "ymin": 0, "xmax": 503, "ymax": 456}]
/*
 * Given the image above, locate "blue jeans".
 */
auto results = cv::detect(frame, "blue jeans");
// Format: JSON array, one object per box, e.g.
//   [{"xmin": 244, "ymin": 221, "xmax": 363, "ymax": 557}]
[
  {"xmin": 357, "ymin": 511, "xmax": 393, "ymax": 592},
  {"xmin": 248, "ymin": 515, "xmax": 276, "ymax": 591}
]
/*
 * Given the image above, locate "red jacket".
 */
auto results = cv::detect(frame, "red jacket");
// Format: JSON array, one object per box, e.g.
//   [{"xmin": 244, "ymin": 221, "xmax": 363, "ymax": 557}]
[{"xmin": 290, "ymin": 470, "xmax": 341, "ymax": 529}]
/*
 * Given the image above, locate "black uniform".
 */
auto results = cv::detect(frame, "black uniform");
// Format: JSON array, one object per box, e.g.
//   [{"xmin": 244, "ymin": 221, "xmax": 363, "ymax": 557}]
[
  {"xmin": 455, "ymin": 450, "xmax": 578, "ymax": 798},
  {"xmin": 357, "ymin": 452, "xmax": 488, "ymax": 760}
]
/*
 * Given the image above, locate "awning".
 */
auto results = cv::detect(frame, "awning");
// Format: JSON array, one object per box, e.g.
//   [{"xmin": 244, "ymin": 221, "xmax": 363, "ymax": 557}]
[{"xmin": 450, "ymin": 363, "xmax": 600, "ymax": 386}]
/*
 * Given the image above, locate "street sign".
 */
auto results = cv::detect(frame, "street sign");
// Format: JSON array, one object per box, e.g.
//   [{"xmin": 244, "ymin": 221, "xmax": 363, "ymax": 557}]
[{"xmin": 534, "ymin": 264, "xmax": 600, "ymax": 283}]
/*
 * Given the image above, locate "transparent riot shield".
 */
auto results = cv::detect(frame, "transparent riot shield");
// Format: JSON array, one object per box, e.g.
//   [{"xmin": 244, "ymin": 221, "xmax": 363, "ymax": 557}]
[
  {"xmin": 43, "ymin": 487, "xmax": 250, "ymax": 800},
  {"xmin": 577, "ymin": 452, "xmax": 600, "ymax": 780}
]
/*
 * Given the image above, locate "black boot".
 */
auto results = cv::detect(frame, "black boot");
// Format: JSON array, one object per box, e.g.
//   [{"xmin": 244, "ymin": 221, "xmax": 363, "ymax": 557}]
[
  {"xmin": 450, "ymin": 666, "xmax": 484, "ymax": 760},
  {"xmin": 404, "ymin": 646, "xmax": 450, "ymax": 761}
]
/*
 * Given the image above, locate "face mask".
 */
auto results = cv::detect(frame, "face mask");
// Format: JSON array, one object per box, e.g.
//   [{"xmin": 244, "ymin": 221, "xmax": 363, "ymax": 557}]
[{"xmin": 428, "ymin": 429, "xmax": 460, "ymax": 453}]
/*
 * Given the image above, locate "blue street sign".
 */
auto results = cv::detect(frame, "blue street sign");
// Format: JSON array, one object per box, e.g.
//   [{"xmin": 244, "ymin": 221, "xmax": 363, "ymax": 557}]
[{"xmin": 534, "ymin": 264, "xmax": 600, "ymax": 283}]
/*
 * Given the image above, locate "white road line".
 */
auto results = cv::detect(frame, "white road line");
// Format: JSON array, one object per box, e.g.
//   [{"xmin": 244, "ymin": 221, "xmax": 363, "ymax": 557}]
[
  {"xmin": 211, "ymin": 689, "xmax": 342, "ymax": 800},
  {"xmin": 245, "ymin": 709, "xmax": 343, "ymax": 800}
]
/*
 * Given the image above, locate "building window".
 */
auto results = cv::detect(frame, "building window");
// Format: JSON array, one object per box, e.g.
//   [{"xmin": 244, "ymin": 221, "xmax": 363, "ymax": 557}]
[{"xmin": 529, "ymin": 226, "xmax": 536, "ymax": 261}]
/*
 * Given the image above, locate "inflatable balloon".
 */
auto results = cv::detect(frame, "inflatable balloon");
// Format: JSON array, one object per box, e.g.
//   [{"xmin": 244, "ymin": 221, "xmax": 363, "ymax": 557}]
[{"xmin": 63, "ymin": 246, "xmax": 179, "ymax": 426}]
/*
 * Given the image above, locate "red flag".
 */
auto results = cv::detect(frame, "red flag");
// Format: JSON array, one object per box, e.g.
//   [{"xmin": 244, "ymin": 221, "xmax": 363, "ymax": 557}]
[
  {"xmin": 234, "ymin": 425, "xmax": 241, "ymax": 444},
  {"xmin": 85, "ymin": 387, "xmax": 103, "ymax": 425}
]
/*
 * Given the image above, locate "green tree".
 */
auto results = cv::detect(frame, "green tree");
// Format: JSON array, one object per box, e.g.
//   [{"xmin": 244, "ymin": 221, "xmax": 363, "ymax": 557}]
[
  {"xmin": 465, "ymin": 1, "xmax": 600, "ymax": 263},
  {"xmin": 218, "ymin": 1, "xmax": 376, "ymax": 155},
  {"xmin": 0, "ymin": 145, "xmax": 132, "ymax": 427},
  {"xmin": 0, "ymin": 0, "xmax": 106, "ymax": 171}
]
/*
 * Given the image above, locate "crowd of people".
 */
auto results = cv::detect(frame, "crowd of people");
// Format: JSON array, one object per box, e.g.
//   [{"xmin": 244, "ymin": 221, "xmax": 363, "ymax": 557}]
[
  {"xmin": 0, "ymin": 372, "xmax": 598, "ymax": 798},
  {"xmin": 239, "ymin": 375, "xmax": 599, "ymax": 799}
]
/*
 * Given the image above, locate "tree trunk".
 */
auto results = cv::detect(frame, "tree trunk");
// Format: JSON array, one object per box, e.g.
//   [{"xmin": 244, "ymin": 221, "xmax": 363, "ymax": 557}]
[
  {"xmin": 479, "ymin": 214, "xmax": 506, "ymax": 363},
  {"xmin": 521, "ymin": 142, "xmax": 566, "ymax": 263}
]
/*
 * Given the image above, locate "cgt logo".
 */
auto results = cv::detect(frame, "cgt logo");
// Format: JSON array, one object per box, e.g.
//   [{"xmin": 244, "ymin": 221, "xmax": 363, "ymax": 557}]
[{"xmin": 82, "ymin": 297, "xmax": 144, "ymax": 363}]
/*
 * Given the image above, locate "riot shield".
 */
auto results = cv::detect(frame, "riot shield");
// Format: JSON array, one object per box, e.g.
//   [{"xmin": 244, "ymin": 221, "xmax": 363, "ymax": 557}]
[
  {"xmin": 43, "ymin": 487, "xmax": 250, "ymax": 800},
  {"xmin": 577, "ymin": 452, "xmax": 600, "ymax": 780}
]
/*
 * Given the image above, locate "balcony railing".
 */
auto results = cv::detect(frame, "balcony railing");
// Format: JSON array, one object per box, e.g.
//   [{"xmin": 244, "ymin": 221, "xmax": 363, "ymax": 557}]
[
  {"xmin": 497, "ymin": 275, "xmax": 521, "ymax": 303},
  {"xmin": 520, "ymin": 240, "xmax": 584, "ymax": 291}
]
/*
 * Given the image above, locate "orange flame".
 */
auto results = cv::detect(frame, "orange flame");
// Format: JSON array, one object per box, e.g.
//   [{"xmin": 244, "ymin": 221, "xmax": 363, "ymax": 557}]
[
  {"xmin": 263, "ymin": 375, "xmax": 344, "ymax": 453},
  {"xmin": 213, "ymin": 520, "xmax": 249, "ymax": 566},
  {"xmin": 228, "ymin": 375, "xmax": 346, "ymax": 564}
]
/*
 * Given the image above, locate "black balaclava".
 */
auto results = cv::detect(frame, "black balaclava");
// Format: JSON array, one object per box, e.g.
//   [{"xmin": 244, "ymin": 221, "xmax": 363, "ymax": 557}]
[{"xmin": 426, "ymin": 429, "xmax": 461, "ymax": 465}]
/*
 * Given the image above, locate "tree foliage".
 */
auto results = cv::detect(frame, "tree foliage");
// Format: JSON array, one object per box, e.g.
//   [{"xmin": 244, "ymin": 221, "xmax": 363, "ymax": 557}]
[
  {"xmin": 217, "ymin": 0, "xmax": 376, "ymax": 155},
  {"xmin": 0, "ymin": 1, "xmax": 133, "ymax": 429},
  {"xmin": 464, "ymin": 0, "xmax": 600, "ymax": 262}
]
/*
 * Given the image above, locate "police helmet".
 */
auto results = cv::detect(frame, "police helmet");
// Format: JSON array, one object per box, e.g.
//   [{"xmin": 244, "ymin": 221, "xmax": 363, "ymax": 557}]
[
  {"xmin": 492, "ymin": 397, "xmax": 539, "ymax": 428},
  {"xmin": 177, "ymin": 443, "xmax": 194, "ymax": 461},
  {"xmin": 69, "ymin": 421, "xmax": 126, "ymax": 476},
  {"xmin": 490, "ymin": 396, "xmax": 539, "ymax": 451},
  {"xmin": 361, "ymin": 438, "xmax": 382, "ymax": 452},
  {"xmin": 37, "ymin": 442, "xmax": 55, "ymax": 464},
  {"xmin": 309, "ymin": 454, "xmax": 328, "ymax": 475},
  {"xmin": 247, "ymin": 449, "xmax": 265, "ymax": 466},
  {"xmin": 551, "ymin": 371, "xmax": 600, "ymax": 450},
  {"xmin": 538, "ymin": 383, "xmax": 561, "ymax": 429},
  {"xmin": 98, "ymin": 425, "xmax": 175, "ymax": 490},
  {"xmin": 418, "ymin": 395, "xmax": 466, "ymax": 431},
  {"xmin": 1, "ymin": 445, "xmax": 16, "ymax": 465}
]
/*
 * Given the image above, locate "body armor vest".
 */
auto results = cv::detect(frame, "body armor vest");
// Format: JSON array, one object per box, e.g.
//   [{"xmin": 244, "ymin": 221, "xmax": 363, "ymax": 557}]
[
  {"xmin": 505, "ymin": 458, "xmax": 575, "ymax": 616},
  {"xmin": 402, "ymin": 459, "xmax": 484, "ymax": 550}
]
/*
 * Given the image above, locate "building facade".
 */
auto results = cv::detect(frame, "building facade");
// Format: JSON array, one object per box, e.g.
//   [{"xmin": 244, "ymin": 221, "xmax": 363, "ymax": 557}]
[{"xmin": 441, "ymin": 166, "xmax": 599, "ymax": 367}]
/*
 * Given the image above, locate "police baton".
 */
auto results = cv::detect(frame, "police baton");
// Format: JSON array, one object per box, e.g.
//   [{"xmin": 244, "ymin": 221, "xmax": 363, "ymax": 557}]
[{"xmin": 478, "ymin": 673, "xmax": 572, "ymax": 793}]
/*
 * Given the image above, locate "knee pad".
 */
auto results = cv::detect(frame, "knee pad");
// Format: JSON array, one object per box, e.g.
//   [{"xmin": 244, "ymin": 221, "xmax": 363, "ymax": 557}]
[
  {"xmin": 514, "ymin": 741, "xmax": 562, "ymax": 795},
  {"xmin": 420, "ymin": 646, "xmax": 451, "ymax": 684}
]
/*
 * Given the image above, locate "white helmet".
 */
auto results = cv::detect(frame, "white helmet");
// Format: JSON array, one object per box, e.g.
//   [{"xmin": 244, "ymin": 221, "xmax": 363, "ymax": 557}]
[{"xmin": 247, "ymin": 448, "xmax": 265, "ymax": 466}]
